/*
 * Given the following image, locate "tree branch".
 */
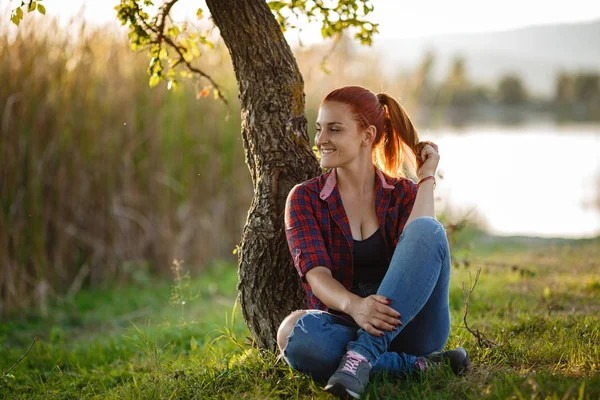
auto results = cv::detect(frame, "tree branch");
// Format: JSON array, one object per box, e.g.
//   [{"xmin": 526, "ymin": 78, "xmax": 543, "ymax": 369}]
[
  {"xmin": 127, "ymin": 0, "xmax": 230, "ymax": 112},
  {"xmin": 318, "ymin": 33, "xmax": 342, "ymax": 74}
]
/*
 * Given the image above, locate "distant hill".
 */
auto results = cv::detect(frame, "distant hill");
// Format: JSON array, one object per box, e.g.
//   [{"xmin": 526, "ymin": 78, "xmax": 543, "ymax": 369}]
[{"xmin": 371, "ymin": 19, "xmax": 600, "ymax": 96}]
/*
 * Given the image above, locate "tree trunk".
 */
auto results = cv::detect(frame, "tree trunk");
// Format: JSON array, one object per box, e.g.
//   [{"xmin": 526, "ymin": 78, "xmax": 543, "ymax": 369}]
[{"xmin": 206, "ymin": 0, "xmax": 322, "ymax": 351}]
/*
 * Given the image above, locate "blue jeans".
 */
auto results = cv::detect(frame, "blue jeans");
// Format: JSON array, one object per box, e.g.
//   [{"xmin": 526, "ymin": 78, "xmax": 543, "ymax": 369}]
[{"xmin": 282, "ymin": 217, "xmax": 451, "ymax": 382}]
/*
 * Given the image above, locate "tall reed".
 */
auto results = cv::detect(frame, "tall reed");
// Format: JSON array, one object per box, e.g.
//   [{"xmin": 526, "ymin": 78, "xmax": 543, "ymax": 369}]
[{"xmin": 0, "ymin": 15, "xmax": 251, "ymax": 315}]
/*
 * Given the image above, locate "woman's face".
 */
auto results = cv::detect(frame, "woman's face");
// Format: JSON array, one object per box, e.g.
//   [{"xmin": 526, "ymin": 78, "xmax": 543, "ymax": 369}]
[{"xmin": 315, "ymin": 101, "xmax": 366, "ymax": 169}]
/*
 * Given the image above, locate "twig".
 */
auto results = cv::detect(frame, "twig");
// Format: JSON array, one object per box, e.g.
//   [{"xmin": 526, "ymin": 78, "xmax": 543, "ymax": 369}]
[
  {"xmin": 319, "ymin": 33, "xmax": 342, "ymax": 72},
  {"xmin": 4, "ymin": 336, "xmax": 39, "ymax": 377},
  {"xmin": 133, "ymin": 2, "xmax": 230, "ymax": 114},
  {"xmin": 462, "ymin": 268, "xmax": 498, "ymax": 348},
  {"xmin": 445, "ymin": 205, "xmax": 478, "ymax": 240}
]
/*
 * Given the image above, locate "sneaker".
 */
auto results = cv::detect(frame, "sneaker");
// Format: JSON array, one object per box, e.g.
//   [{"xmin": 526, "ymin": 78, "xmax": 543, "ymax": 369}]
[
  {"xmin": 324, "ymin": 350, "xmax": 372, "ymax": 399},
  {"xmin": 418, "ymin": 347, "xmax": 470, "ymax": 375}
]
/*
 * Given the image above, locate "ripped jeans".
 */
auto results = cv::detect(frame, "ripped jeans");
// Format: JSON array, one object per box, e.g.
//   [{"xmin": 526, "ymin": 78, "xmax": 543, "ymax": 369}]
[{"xmin": 282, "ymin": 217, "xmax": 451, "ymax": 382}]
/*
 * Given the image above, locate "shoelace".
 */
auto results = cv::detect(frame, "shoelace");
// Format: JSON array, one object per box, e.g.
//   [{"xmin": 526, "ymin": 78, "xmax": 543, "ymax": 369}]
[
  {"xmin": 414, "ymin": 357, "xmax": 429, "ymax": 372},
  {"xmin": 340, "ymin": 354, "xmax": 362, "ymax": 375}
]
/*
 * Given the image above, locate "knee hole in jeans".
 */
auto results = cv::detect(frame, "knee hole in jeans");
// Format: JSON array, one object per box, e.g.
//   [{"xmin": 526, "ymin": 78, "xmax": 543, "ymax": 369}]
[{"xmin": 277, "ymin": 310, "xmax": 307, "ymax": 351}]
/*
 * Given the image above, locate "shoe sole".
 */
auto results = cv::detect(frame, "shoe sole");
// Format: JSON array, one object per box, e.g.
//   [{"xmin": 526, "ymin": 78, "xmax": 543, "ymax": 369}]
[
  {"xmin": 324, "ymin": 383, "xmax": 360, "ymax": 399},
  {"xmin": 448, "ymin": 347, "xmax": 471, "ymax": 376},
  {"xmin": 427, "ymin": 347, "xmax": 471, "ymax": 376},
  {"xmin": 458, "ymin": 351, "xmax": 471, "ymax": 375}
]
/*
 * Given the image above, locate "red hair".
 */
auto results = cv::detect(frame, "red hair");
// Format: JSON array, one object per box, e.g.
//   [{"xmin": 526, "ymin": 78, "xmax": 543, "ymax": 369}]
[{"xmin": 323, "ymin": 86, "xmax": 421, "ymax": 178}]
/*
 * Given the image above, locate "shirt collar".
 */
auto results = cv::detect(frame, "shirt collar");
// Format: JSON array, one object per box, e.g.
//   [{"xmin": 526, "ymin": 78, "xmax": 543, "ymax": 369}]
[{"xmin": 319, "ymin": 167, "xmax": 394, "ymax": 200}]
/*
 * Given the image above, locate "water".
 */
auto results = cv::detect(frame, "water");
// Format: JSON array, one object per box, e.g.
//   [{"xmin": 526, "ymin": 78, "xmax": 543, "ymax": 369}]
[{"xmin": 424, "ymin": 124, "xmax": 600, "ymax": 238}]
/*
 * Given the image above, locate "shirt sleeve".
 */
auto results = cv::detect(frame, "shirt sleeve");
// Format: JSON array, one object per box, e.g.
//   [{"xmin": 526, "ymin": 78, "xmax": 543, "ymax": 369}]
[
  {"xmin": 284, "ymin": 184, "xmax": 332, "ymax": 281},
  {"xmin": 397, "ymin": 177, "xmax": 419, "ymax": 233}
]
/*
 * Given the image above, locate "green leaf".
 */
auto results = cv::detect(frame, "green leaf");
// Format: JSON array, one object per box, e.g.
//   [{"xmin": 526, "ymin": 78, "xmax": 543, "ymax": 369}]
[
  {"xmin": 16, "ymin": 7, "xmax": 24, "ymax": 18},
  {"xmin": 199, "ymin": 36, "xmax": 214, "ymax": 50},
  {"xmin": 158, "ymin": 47, "xmax": 168, "ymax": 60},
  {"xmin": 149, "ymin": 74, "xmax": 160, "ymax": 88},
  {"xmin": 321, "ymin": 25, "xmax": 334, "ymax": 38},
  {"xmin": 268, "ymin": 1, "xmax": 286, "ymax": 12},
  {"xmin": 190, "ymin": 41, "xmax": 200, "ymax": 57},
  {"xmin": 37, "ymin": 3, "xmax": 46, "ymax": 14},
  {"xmin": 196, "ymin": 8, "xmax": 203, "ymax": 19},
  {"xmin": 28, "ymin": 1, "xmax": 36, "ymax": 13},
  {"xmin": 10, "ymin": 15, "xmax": 21, "ymax": 26}
]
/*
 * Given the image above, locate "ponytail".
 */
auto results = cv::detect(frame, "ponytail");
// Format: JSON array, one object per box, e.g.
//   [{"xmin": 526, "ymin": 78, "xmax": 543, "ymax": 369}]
[{"xmin": 375, "ymin": 93, "xmax": 421, "ymax": 178}]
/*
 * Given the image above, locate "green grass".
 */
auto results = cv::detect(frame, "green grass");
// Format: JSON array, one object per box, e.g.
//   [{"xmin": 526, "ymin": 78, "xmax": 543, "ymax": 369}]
[{"xmin": 1, "ymin": 236, "xmax": 599, "ymax": 399}]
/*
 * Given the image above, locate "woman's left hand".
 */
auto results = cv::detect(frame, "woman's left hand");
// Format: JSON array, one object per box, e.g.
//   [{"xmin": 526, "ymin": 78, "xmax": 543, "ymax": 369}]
[{"xmin": 416, "ymin": 141, "xmax": 440, "ymax": 180}]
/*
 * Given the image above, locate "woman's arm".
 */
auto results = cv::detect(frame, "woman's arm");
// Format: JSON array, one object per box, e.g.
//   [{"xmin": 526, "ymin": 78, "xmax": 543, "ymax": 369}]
[
  {"xmin": 306, "ymin": 267, "xmax": 402, "ymax": 336},
  {"xmin": 405, "ymin": 179, "xmax": 435, "ymax": 227},
  {"xmin": 405, "ymin": 141, "xmax": 440, "ymax": 227},
  {"xmin": 305, "ymin": 267, "xmax": 359, "ymax": 314}
]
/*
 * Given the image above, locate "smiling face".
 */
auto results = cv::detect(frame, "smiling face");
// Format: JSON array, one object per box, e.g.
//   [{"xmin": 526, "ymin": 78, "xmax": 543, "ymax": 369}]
[{"xmin": 315, "ymin": 101, "xmax": 371, "ymax": 169}]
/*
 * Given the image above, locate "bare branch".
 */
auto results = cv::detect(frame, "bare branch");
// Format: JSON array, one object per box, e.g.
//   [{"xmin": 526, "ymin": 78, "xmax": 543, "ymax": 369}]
[
  {"xmin": 318, "ymin": 33, "xmax": 343, "ymax": 74},
  {"xmin": 445, "ymin": 205, "xmax": 478, "ymax": 240},
  {"xmin": 462, "ymin": 268, "xmax": 498, "ymax": 348},
  {"xmin": 4, "ymin": 336, "xmax": 39, "ymax": 378}
]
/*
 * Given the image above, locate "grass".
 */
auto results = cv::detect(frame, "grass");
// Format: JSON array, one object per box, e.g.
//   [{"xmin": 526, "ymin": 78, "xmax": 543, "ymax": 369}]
[{"xmin": 1, "ymin": 234, "xmax": 599, "ymax": 399}]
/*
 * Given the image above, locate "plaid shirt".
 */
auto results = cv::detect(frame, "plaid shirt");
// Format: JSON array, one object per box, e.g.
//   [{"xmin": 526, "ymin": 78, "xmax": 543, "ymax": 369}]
[{"xmin": 284, "ymin": 168, "xmax": 418, "ymax": 313}]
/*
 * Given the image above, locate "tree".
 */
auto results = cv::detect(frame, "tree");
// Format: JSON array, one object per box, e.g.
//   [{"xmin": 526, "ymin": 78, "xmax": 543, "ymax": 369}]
[
  {"xmin": 573, "ymin": 73, "xmax": 600, "ymax": 105},
  {"xmin": 444, "ymin": 56, "xmax": 472, "ymax": 107},
  {"xmin": 12, "ymin": 0, "xmax": 378, "ymax": 351},
  {"xmin": 412, "ymin": 51, "xmax": 436, "ymax": 106},
  {"xmin": 554, "ymin": 71, "xmax": 574, "ymax": 103},
  {"xmin": 497, "ymin": 74, "xmax": 527, "ymax": 105},
  {"xmin": 205, "ymin": 0, "xmax": 320, "ymax": 352}
]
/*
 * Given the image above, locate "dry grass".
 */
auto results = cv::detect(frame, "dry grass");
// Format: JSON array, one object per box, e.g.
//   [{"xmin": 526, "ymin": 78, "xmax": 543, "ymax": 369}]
[{"xmin": 0, "ymin": 14, "xmax": 251, "ymax": 315}]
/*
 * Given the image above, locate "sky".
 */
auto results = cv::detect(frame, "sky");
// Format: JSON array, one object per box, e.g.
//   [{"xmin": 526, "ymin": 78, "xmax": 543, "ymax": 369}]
[{"xmin": 9, "ymin": 0, "xmax": 600, "ymax": 41}]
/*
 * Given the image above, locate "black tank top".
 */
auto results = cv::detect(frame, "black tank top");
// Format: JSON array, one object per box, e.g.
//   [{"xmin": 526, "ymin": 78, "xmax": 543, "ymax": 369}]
[{"xmin": 352, "ymin": 228, "xmax": 389, "ymax": 284}]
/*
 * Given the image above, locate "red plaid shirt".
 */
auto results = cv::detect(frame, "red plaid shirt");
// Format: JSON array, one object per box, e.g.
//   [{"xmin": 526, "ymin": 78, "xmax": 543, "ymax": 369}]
[{"xmin": 284, "ymin": 168, "xmax": 418, "ymax": 312}]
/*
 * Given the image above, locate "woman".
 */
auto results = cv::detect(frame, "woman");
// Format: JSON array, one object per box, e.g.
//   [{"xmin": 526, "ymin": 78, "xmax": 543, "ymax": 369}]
[{"xmin": 278, "ymin": 86, "xmax": 470, "ymax": 399}]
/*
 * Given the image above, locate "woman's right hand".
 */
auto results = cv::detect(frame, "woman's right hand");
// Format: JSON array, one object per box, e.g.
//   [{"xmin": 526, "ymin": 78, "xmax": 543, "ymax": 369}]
[{"xmin": 348, "ymin": 295, "xmax": 402, "ymax": 336}]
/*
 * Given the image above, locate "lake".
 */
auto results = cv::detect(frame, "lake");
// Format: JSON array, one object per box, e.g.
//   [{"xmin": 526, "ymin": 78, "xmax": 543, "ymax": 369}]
[{"xmin": 424, "ymin": 124, "xmax": 600, "ymax": 239}]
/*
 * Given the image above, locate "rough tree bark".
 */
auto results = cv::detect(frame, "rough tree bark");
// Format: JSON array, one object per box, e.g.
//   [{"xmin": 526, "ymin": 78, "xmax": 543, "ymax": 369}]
[{"xmin": 206, "ymin": 0, "xmax": 322, "ymax": 351}]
